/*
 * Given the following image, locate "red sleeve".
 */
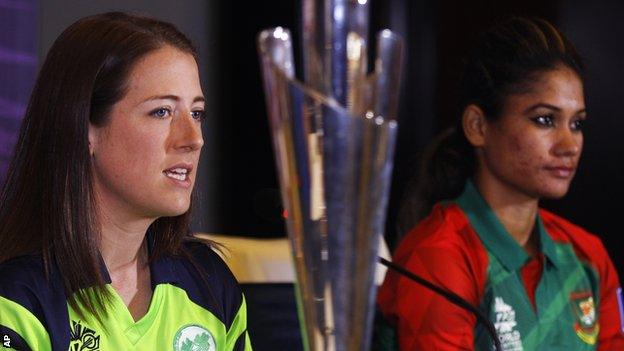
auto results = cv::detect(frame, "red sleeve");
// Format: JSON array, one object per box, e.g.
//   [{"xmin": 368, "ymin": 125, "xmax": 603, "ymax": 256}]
[
  {"xmin": 377, "ymin": 204, "xmax": 489, "ymax": 350},
  {"xmin": 593, "ymin": 242, "xmax": 624, "ymax": 350}
]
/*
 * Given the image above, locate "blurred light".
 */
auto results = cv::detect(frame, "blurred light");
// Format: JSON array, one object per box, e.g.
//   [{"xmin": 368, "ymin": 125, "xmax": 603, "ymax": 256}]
[
  {"xmin": 273, "ymin": 27, "xmax": 289, "ymax": 41},
  {"xmin": 347, "ymin": 33, "xmax": 363, "ymax": 61},
  {"xmin": 334, "ymin": 5, "xmax": 344, "ymax": 22}
]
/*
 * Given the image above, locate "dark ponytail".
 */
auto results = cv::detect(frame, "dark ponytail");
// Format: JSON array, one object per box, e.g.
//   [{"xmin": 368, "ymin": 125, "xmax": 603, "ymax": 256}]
[{"xmin": 397, "ymin": 17, "xmax": 584, "ymax": 234}]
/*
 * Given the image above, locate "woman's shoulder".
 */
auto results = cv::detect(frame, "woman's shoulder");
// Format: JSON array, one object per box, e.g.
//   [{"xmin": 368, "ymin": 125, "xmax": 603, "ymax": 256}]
[
  {"xmin": 0, "ymin": 254, "xmax": 53, "ymax": 300},
  {"xmin": 539, "ymin": 208, "xmax": 603, "ymax": 246},
  {"xmin": 181, "ymin": 239, "xmax": 239, "ymax": 286},
  {"xmin": 176, "ymin": 239, "xmax": 244, "ymax": 326},
  {"xmin": 398, "ymin": 202, "xmax": 485, "ymax": 252},
  {"xmin": 0, "ymin": 254, "xmax": 44, "ymax": 277},
  {"xmin": 538, "ymin": 208, "xmax": 611, "ymax": 264},
  {"xmin": 393, "ymin": 202, "xmax": 489, "ymax": 275},
  {"xmin": 381, "ymin": 202, "xmax": 489, "ymax": 309},
  {"xmin": 0, "ymin": 254, "xmax": 68, "ymax": 343}
]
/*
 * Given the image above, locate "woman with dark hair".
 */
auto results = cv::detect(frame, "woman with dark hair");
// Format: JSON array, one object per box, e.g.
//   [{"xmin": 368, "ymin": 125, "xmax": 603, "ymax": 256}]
[
  {"xmin": 378, "ymin": 18, "xmax": 624, "ymax": 350},
  {"xmin": 0, "ymin": 12, "xmax": 251, "ymax": 351}
]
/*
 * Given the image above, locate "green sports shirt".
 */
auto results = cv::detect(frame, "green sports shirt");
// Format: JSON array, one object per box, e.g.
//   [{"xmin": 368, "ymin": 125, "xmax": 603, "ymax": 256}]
[
  {"xmin": 378, "ymin": 181, "xmax": 624, "ymax": 350},
  {"xmin": 0, "ymin": 239, "xmax": 252, "ymax": 351}
]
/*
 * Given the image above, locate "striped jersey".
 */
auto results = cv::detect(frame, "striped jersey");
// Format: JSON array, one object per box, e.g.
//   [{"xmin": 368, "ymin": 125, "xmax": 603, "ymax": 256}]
[{"xmin": 378, "ymin": 181, "xmax": 624, "ymax": 350}]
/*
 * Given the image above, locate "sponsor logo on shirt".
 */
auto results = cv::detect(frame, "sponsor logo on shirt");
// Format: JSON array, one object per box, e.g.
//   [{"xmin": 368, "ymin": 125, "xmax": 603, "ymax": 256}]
[
  {"xmin": 493, "ymin": 296, "xmax": 523, "ymax": 351},
  {"xmin": 173, "ymin": 324, "xmax": 215, "ymax": 351},
  {"xmin": 69, "ymin": 320, "xmax": 101, "ymax": 351},
  {"xmin": 570, "ymin": 291, "xmax": 599, "ymax": 345}
]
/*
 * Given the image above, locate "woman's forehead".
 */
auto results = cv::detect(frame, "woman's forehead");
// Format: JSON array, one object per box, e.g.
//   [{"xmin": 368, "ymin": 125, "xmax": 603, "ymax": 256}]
[
  {"xmin": 123, "ymin": 46, "xmax": 202, "ymax": 103},
  {"xmin": 501, "ymin": 67, "xmax": 585, "ymax": 114}
]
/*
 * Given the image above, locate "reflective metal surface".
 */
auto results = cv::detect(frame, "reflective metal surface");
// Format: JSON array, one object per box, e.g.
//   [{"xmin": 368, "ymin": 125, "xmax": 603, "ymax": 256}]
[{"xmin": 257, "ymin": 3, "xmax": 402, "ymax": 350}]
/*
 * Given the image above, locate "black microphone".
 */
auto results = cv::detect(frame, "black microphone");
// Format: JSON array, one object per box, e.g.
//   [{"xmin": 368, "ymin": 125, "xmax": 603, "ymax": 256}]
[{"xmin": 378, "ymin": 257, "xmax": 502, "ymax": 351}]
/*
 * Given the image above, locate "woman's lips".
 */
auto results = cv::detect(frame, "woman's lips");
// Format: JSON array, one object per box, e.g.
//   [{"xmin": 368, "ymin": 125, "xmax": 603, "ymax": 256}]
[
  {"xmin": 544, "ymin": 166, "xmax": 575, "ymax": 178},
  {"xmin": 163, "ymin": 163, "xmax": 194, "ymax": 188},
  {"xmin": 163, "ymin": 172, "xmax": 192, "ymax": 188}
]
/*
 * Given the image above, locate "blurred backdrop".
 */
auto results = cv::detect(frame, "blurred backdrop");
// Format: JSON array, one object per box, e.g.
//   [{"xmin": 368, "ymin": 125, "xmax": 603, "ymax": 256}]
[{"xmin": 1, "ymin": 0, "xmax": 622, "ymax": 282}]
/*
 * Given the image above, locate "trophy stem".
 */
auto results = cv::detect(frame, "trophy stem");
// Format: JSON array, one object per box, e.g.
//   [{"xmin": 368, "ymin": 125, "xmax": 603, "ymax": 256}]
[{"xmin": 258, "ymin": 1, "xmax": 402, "ymax": 349}]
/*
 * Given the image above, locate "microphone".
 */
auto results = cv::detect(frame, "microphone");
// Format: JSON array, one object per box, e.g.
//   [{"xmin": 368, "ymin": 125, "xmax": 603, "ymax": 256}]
[{"xmin": 378, "ymin": 257, "xmax": 502, "ymax": 351}]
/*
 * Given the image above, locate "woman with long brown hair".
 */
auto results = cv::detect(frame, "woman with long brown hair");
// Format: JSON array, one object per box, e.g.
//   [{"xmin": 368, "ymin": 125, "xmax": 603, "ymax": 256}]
[
  {"xmin": 378, "ymin": 17, "xmax": 624, "ymax": 350},
  {"xmin": 0, "ymin": 12, "xmax": 251, "ymax": 351}
]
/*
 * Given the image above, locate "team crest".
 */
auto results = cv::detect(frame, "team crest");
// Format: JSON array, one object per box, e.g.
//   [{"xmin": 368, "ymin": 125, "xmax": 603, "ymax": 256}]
[
  {"xmin": 570, "ymin": 291, "xmax": 599, "ymax": 345},
  {"xmin": 69, "ymin": 320, "xmax": 101, "ymax": 351},
  {"xmin": 173, "ymin": 324, "xmax": 216, "ymax": 351}
]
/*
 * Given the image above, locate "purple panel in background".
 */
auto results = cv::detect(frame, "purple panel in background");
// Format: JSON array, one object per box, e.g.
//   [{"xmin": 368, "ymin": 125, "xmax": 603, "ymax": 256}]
[{"xmin": 0, "ymin": 0, "xmax": 37, "ymax": 184}]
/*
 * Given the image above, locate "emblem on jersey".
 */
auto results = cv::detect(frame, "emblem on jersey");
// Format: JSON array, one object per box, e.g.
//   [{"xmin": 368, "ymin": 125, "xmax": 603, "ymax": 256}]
[
  {"xmin": 173, "ymin": 324, "xmax": 216, "ymax": 351},
  {"xmin": 493, "ymin": 297, "xmax": 523, "ymax": 351},
  {"xmin": 570, "ymin": 291, "xmax": 599, "ymax": 345},
  {"xmin": 69, "ymin": 320, "xmax": 101, "ymax": 350}
]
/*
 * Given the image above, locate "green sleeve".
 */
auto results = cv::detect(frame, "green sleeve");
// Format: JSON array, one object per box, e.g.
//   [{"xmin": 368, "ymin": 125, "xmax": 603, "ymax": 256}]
[
  {"xmin": 0, "ymin": 296, "xmax": 51, "ymax": 351},
  {"xmin": 226, "ymin": 295, "xmax": 252, "ymax": 351}
]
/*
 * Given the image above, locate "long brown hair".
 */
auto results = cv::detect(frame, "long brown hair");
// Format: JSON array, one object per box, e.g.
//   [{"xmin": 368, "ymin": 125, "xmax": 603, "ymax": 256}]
[
  {"xmin": 397, "ymin": 17, "xmax": 584, "ymax": 234},
  {"xmin": 0, "ymin": 12, "xmax": 199, "ymax": 320}
]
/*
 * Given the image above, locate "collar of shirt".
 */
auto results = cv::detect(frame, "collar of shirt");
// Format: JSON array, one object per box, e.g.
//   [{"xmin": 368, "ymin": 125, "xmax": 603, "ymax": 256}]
[
  {"xmin": 454, "ymin": 180, "xmax": 561, "ymax": 271},
  {"xmin": 98, "ymin": 229, "xmax": 181, "ymax": 288}
]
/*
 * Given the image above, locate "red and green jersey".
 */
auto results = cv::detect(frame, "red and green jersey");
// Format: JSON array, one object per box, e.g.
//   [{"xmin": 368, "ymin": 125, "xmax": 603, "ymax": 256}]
[{"xmin": 378, "ymin": 181, "xmax": 624, "ymax": 350}]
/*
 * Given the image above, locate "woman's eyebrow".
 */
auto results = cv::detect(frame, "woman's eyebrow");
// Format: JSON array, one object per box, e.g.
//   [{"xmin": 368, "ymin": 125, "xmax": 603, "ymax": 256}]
[
  {"xmin": 522, "ymin": 103, "xmax": 561, "ymax": 114},
  {"xmin": 522, "ymin": 103, "xmax": 586, "ymax": 115},
  {"xmin": 140, "ymin": 95, "xmax": 205, "ymax": 103}
]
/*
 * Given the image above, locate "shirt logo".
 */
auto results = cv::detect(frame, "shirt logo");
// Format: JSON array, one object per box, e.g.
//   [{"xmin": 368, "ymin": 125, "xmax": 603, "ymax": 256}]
[
  {"xmin": 493, "ymin": 297, "xmax": 523, "ymax": 351},
  {"xmin": 570, "ymin": 291, "xmax": 599, "ymax": 345},
  {"xmin": 69, "ymin": 320, "xmax": 101, "ymax": 351},
  {"xmin": 173, "ymin": 324, "xmax": 216, "ymax": 351}
]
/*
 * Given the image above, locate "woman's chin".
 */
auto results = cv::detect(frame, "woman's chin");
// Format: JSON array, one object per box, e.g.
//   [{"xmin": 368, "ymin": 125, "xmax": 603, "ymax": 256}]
[
  {"xmin": 154, "ymin": 198, "xmax": 191, "ymax": 218},
  {"xmin": 538, "ymin": 182, "xmax": 572, "ymax": 200}
]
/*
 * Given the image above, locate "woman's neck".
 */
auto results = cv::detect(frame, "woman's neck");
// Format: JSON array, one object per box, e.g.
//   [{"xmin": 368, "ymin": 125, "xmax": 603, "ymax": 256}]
[
  {"xmin": 96, "ymin": 198, "xmax": 154, "ymax": 273},
  {"xmin": 97, "ymin": 205, "xmax": 155, "ymax": 321},
  {"xmin": 474, "ymin": 174, "xmax": 540, "ymax": 256}
]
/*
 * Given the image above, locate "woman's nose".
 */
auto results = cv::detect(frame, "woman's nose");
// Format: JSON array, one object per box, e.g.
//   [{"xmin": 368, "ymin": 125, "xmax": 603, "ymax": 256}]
[
  {"xmin": 553, "ymin": 127, "xmax": 581, "ymax": 157},
  {"xmin": 171, "ymin": 112, "xmax": 204, "ymax": 152}
]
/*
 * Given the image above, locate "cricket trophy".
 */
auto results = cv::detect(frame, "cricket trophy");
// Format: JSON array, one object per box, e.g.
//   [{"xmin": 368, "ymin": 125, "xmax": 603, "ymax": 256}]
[{"xmin": 257, "ymin": 0, "xmax": 403, "ymax": 349}]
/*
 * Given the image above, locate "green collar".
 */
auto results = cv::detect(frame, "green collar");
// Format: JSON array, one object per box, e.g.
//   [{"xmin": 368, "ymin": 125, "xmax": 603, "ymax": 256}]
[{"xmin": 455, "ymin": 181, "xmax": 561, "ymax": 271}]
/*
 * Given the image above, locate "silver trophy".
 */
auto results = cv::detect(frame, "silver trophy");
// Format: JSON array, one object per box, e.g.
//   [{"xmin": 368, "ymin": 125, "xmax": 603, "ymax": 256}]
[{"xmin": 257, "ymin": 1, "xmax": 402, "ymax": 350}]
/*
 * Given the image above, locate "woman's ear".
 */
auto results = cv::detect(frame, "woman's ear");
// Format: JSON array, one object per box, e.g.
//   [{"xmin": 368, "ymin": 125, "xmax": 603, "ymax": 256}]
[
  {"xmin": 88, "ymin": 123, "xmax": 97, "ymax": 156},
  {"xmin": 462, "ymin": 104, "xmax": 488, "ymax": 147}
]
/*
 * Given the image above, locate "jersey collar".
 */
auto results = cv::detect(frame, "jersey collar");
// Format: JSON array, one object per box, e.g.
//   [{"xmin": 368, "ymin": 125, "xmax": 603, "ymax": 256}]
[
  {"xmin": 99, "ymin": 230, "xmax": 181, "ymax": 287},
  {"xmin": 145, "ymin": 230, "xmax": 181, "ymax": 287},
  {"xmin": 455, "ymin": 180, "xmax": 561, "ymax": 271}
]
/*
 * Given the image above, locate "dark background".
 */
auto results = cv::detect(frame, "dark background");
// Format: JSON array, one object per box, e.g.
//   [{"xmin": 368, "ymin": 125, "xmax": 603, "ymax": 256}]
[
  {"xmin": 1, "ymin": 0, "xmax": 622, "ymax": 280},
  {"xmin": 208, "ymin": 0, "xmax": 624, "ymax": 281}
]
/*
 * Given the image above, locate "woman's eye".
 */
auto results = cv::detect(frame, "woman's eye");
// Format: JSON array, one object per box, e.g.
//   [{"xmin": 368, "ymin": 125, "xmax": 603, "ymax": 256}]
[
  {"xmin": 150, "ymin": 107, "xmax": 171, "ymax": 118},
  {"xmin": 191, "ymin": 110, "xmax": 206, "ymax": 121},
  {"xmin": 571, "ymin": 119, "xmax": 585, "ymax": 132},
  {"xmin": 532, "ymin": 115, "xmax": 554, "ymax": 127}
]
